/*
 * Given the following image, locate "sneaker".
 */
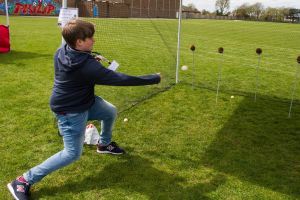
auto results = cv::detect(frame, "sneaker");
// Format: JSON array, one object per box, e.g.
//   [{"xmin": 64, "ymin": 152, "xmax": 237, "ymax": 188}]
[
  {"xmin": 97, "ymin": 141, "xmax": 125, "ymax": 155},
  {"xmin": 7, "ymin": 176, "xmax": 31, "ymax": 200}
]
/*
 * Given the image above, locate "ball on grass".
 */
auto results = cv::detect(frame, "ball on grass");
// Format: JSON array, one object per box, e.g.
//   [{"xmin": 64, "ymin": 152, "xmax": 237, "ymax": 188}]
[
  {"xmin": 218, "ymin": 47, "xmax": 224, "ymax": 54},
  {"xmin": 190, "ymin": 45, "xmax": 196, "ymax": 51},
  {"xmin": 231, "ymin": 96, "xmax": 235, "ymax": 99},
  {"xmin": 256, "ymin": 48, "xmax": 262, "ymax": 55},
  {"xmin": 123, "ymin": 118, "xmax": 128, "ymax": 122},
  {"xmin": 181, "ymin": 65, "xmax": 188, "ymax": 71}
]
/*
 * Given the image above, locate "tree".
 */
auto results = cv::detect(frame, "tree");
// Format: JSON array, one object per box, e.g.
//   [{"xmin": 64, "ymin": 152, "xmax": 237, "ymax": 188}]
[
  {"xmin": 262, "ymin": 7, "xmax": 285, "ymax": 22},
  {"xmin": 288, "ymin": 8, "xmax": 300, "ymax": 22},
  {"xmin": 233, "ymin": 3, "xmax": 250, "ymax": 19},
  {"xmin": 251, "ymin": 2, "xmax": 264, "ymax": 19},
  {"xmin": 187, "ymin": 3, "xmax": 198, "ymax": 12},
  {"xmin": 201, "ymin": 9, "xmax": 211, "ymax": 15},
  {"xmin": 182, "ymin": 3, "xmax": 199, "ymax": 12},
  {"xmin": 233, "ymin": 2, "xmax": 296, "ymax": 22},
  {"xmin": 215, "ymin": 0, "xmax": 230, "ymax": 15},
  {"xmin": 233, "ymin": 2, "xmax": 264, "ymax": 20}
]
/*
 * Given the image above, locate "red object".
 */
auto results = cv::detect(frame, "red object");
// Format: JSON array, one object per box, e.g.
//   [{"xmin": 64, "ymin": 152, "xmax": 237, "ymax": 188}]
[{"xmin": 0, "ymin": 25, "xmax": 10, "ymax": 53}]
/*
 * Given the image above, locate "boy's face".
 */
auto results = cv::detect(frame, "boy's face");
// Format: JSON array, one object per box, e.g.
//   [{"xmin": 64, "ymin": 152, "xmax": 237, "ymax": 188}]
[{"xmin": 75, "ymin": 37, "xmax": 95, "ymax": 52}]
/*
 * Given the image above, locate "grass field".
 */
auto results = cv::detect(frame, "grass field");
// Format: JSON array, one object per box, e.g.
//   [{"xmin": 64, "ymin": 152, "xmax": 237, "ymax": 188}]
[{"xmin": 0, "ymin": 16, "xmax": 300, "ymax": 199}]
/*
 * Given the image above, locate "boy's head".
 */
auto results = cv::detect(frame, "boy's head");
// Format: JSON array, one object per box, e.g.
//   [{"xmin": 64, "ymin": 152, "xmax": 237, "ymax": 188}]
[{"xmin": 62, "ymin": 19, "xmax": 95, "ymax": 51}]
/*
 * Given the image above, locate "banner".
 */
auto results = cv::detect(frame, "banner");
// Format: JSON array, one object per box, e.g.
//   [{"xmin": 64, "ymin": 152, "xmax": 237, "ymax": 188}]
[{"xmin": 58, "ymin": 7, "xmax": 78, "ymax": 28}]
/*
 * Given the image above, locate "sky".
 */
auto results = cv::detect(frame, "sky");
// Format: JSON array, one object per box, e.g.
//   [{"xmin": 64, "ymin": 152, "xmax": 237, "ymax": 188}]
[{"xmin": 183, "ymin": 0, "xmax": 300, "ymax": 12}]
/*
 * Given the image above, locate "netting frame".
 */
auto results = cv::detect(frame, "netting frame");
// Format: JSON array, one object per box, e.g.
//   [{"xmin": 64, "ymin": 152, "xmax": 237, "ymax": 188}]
[
  {"xmin": 62, "ymin": 0, "xmax": 183, "ymax": 85},
  {"xmin": 4, "ymin": 0, "xmax": 9, "ymax": 26}
]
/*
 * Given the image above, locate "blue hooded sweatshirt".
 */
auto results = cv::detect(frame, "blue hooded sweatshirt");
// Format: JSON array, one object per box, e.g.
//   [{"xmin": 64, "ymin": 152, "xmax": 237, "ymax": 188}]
[{"xmin": 50, "ymin": 45, "xmax": 161, "ymax": 113}]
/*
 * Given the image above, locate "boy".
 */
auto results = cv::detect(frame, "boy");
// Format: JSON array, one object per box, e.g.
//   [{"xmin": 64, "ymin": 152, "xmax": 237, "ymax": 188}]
[{"xmin": 7, "ymin": 19, "xmax": 161, "ymax": 200}]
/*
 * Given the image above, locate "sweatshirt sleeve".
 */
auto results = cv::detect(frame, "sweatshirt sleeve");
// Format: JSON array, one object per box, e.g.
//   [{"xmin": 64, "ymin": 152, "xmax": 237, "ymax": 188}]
[{"xmin": 83, "ymin": 59, "xmax": 161, "ymax": 86}]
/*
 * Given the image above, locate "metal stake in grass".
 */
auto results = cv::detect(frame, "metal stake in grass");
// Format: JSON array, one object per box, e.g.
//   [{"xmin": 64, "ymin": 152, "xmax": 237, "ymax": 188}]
[
  {"xmin": 190, "ymin": 44, "xmax": 196, "ymax": 89},
  {"xmin": 254, "ymin": 48, "xmax": 262, "ymax": 102},
  {"xmin": 288, "ymin": 56, "xmax": 300, "ymax": 118},
  {"xmin": 216, "ymin": 47, "xmax": 224, "ymax": 104}
]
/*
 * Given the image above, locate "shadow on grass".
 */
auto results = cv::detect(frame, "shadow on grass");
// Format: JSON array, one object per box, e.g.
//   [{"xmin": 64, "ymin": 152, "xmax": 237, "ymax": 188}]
[
  {"xmin": 0, "ymin": 50, "xmax": 50, "ymax": 64},
  {"xmin": 203, "ymin": 96, "xmax": 300, "ymax": 197},
  {"xmin": 33, "ymin": 153, "xmax": 226, "ymax": 199}
]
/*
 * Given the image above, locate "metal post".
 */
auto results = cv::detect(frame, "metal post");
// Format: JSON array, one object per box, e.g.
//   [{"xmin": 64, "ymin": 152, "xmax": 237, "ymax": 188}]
[
  {"xmin": 155, "ymin": 0, "xmax": 157, "ymax": 17},
  {"xmin": 169, "ymin": 0, "xmax": 171, "ymax": 17},
  {"xmin": 61, "ymin": 0, "xmax": 67, "ymax": 44},
  {"xmin": 192, "ymin": 51, "xmax": 195, "ymax": 89},
  {"xmin": 175, "ymin": 0, "xmax": 182, "ymax": 84},
  {"xmin": 5, "ymin": 0, "xmax": 9, "ymax": 26},
  {"xmin": 62, "ymin": 0, "xmax": 67, "ymax": 9},
  {"xmin": 162, "ymin": 0, "xmax": 164, "ymax": 17},
  {"xmin": 288, "ymin": 64, "xmax": 300, "ymax": 118},
  {"xmin": 254, "ymin": 55, "xmax": 261, "ymax": 102},
  {"xmin": 216, "ymin": 53, "xmax": 224, "ymax": 104},
  {"xmin": 131, "ymin": 0, "xmax": 133, "ymax": 17},
  {"xmin": 140, "ymin": 0, "xmax": 142, "ymax": 17},
  {"xmin": 148, "ymin": 0, "xmax": 150, "ymax": 17}
]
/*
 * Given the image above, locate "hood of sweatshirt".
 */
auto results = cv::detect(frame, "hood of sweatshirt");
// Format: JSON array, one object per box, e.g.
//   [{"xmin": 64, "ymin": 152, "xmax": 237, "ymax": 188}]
[{"xmin": 57, "ymin": 44, "xmax": 90, "ymax": 72}]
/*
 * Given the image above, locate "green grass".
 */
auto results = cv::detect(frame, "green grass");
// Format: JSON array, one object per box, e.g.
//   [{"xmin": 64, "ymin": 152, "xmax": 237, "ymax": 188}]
[
  {"xmin": 0, "ymin": 16, "xmax": 300, "ymax": 199},
  {"xmin": 180, "ymin": 19, "xmax": 300, "ymax": 101}
]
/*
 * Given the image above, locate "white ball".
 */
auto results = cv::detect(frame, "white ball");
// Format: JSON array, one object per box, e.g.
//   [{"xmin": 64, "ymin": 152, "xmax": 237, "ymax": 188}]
[
  {"xmin": 181, "ymin": 65, "xmax": 188, "ymax": 71},
  {"xmin": 231, "ymin": 96, "xmax": 235, "ymax": 99},
  {"xmin": 123, "ymin": 118, "xmax": 128, "ymax": 122}
]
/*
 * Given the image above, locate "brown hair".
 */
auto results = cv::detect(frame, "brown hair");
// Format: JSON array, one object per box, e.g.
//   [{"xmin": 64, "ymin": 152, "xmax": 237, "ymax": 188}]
[{"xmin": 62, "ymin": 19, "xmax": 95, "ymax": 49}]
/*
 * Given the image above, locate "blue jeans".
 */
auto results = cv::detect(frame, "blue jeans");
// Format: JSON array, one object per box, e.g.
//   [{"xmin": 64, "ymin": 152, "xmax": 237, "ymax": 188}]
[{"xmin": 23, "ymin": 96, "xmax": 117, "ymax": 185}]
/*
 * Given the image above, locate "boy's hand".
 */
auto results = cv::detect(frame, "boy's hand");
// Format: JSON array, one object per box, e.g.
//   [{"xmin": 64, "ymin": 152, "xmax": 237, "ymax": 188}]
[{"xmin": 94, "ymin": 55, "xmax": 111, "ymax": 64}]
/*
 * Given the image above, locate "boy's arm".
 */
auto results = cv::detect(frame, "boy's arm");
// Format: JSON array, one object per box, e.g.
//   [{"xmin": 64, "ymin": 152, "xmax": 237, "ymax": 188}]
[{"xmin": 84, "ymin": 60, "xmax": 161, "ymax": 86}]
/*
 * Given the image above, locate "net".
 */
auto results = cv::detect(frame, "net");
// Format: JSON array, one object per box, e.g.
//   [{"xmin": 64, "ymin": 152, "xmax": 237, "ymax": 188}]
[
  {"xmin": 179, "ymin": 2, "xmax": 300, "ymax": 106},
  {"xmin": 77, "ymin": 0, "xmax": 180, "ymax": 112}
]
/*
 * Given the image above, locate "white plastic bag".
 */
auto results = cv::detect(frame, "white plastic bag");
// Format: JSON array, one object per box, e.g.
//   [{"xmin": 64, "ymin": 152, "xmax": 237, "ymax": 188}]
[{"xmin": 84, "ymin": 124, "xmax": 100, "ymax": 145}]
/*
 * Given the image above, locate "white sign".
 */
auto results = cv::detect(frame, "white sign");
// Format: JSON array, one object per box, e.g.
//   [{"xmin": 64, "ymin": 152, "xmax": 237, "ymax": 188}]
[
  {"xmin": 108, "ymin": 60, "xmax": 120, "ymax": 71},
  {"xmin": 58, "ymin": 8, "xmax": 78, "ymax": 28}
]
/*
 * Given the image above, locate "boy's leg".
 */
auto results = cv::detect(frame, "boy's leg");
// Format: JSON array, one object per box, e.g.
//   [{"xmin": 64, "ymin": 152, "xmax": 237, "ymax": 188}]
[
  {"xmin": 88, "ymin": 96, "xmax": 124, "ymax": 154},
  {"xmin": 23, "ymin": 112, "xmax": 88, "ymax": 185},
  {"xmin": 88, "ymin": 96, "xmax": 117, "ymax": 145}
]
